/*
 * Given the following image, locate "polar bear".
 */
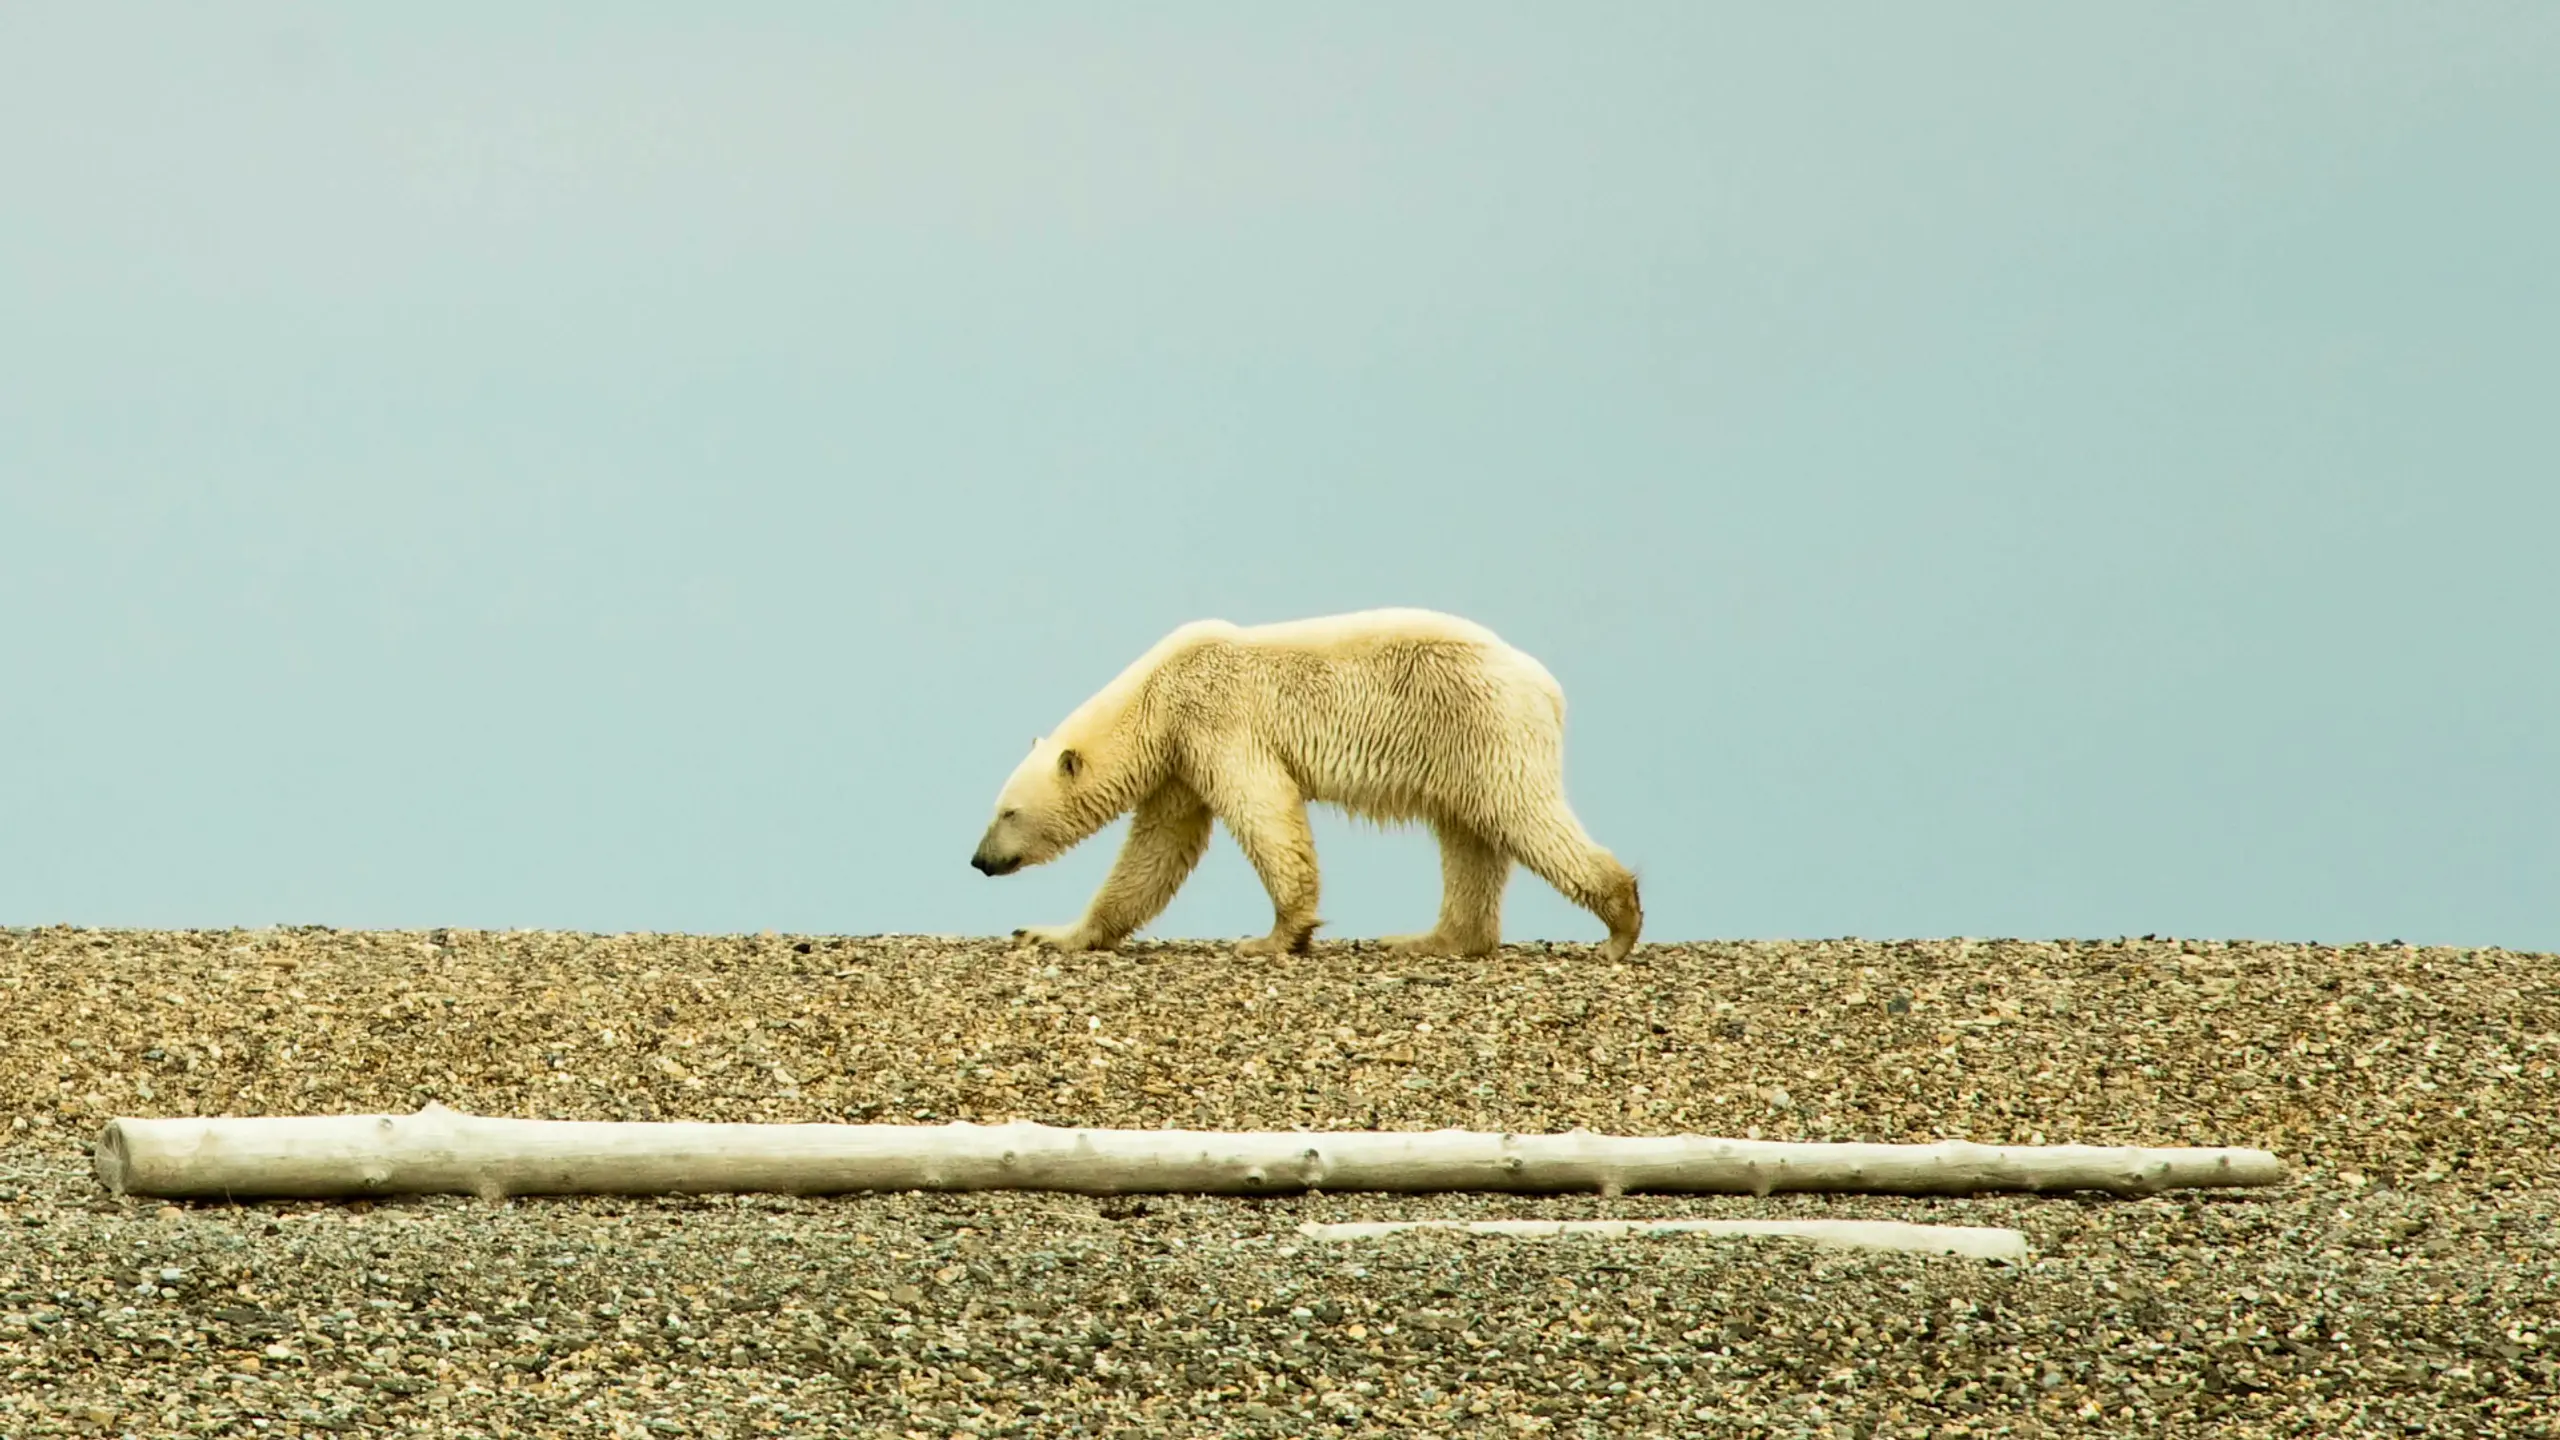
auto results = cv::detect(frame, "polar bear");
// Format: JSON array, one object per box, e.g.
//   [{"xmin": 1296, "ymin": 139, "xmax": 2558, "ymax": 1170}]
[{"xmin": 968, "ymin": 608, "xmax": 1642, "ymax": 962}]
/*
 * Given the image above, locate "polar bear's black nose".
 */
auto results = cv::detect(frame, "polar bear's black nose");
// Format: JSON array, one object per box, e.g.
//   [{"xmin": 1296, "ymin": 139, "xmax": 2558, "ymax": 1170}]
[{"xmin": 972, "ymin": 852, "xmax": 1019, "ymax": 876}]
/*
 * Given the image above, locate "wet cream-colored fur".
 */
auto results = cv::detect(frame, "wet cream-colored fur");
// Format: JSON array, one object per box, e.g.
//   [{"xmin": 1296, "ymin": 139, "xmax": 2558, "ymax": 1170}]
[{"xmin": 967, "ymin": 608, "xmax": 1642, "ymax": 961}]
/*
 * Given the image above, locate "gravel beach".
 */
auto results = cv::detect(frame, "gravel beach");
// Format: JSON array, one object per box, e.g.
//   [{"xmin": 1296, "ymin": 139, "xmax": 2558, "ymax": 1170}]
[{"xmin": 3, "ymin": 926, "xmax": 2555, "ymax": 1437}]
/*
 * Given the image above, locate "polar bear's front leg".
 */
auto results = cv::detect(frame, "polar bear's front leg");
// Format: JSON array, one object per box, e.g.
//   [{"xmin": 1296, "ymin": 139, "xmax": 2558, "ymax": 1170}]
[
  {"xmin": 1014, "ymin": 786, "xmax": 1214, "ymax": 953},
  {"xmin": 1078, "ymin": 783, "xmax": 1215, "ymax": 947},
  {"xmin": 1202, "ymin": 763, "xmax": 1323, "ymax": 957}
]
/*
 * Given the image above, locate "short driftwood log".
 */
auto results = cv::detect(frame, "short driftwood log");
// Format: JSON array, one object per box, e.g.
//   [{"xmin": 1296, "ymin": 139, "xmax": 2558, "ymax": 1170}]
[
  {"xmin": 1298, "ymin": 1216, "xmax": 2033, "ymax": 1263},
  {"xmin": 93, "ymin": 1104, "xmax": 2289, "ymax": 1202}
]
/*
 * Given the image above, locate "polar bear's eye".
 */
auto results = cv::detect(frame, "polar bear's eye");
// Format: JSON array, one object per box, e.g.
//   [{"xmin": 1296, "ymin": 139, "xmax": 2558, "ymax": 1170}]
[{"xmin": 1001, "ymin": 808, "xmax": 1020, "ymax": 820}]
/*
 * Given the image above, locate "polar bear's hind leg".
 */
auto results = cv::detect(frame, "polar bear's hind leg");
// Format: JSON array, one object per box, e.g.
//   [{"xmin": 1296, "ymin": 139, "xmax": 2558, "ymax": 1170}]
[
  {"xmin": 1380, "ymin": 820, "xmax": 1508, "ymax": 957},
  {"xmin": 1478, "ymin": 791, "xmax": 1643, "ymax": 963},
  {"xmin": 1201, "ymin": 756, "xmax": 1325, "ymax": 958}
]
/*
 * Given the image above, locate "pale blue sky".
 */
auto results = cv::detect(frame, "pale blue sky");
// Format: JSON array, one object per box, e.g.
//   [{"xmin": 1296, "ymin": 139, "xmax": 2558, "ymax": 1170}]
[{"xmin": 4, "ymin": 5, "xmax": 2554, "ymax": 951}]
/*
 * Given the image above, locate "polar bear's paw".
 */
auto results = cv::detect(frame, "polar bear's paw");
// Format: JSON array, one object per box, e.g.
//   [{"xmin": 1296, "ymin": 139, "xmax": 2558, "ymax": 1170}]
[
  {"xmin": 1379, "ymin": 929, "xmax": 1496, "ymax": 959},
  {"xmin": 1234, "ymin": 924, "xmax": 1318, "ymax": 959},
  {"xmin": 1012, "ymin": 923, "xmax": 1107, "ymax": 952}
]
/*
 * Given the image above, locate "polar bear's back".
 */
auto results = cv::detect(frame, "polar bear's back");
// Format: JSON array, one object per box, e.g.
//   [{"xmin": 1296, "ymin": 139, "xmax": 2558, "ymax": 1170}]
[
  {"xmin": 1224, "ymin": 607, "xmax": 1560, "ymax": 699},
  {"xmin": 1159, "ymin": 608, "xmax": 1572, "ymax": 823},
  {"xmin": 1233, "ymin": 606, "xmax": 1502, "ymax": 650}
]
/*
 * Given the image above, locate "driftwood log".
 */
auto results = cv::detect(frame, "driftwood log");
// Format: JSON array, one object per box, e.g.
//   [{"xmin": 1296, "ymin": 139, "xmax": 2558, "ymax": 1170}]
[
  {"xmin": 1298, "ymin": 1216, "xmax": 2033, "ymax": 1263},
  {"xmin": 93, "ymin": 1104, "xmax": 2288, "ymax": 1202}
]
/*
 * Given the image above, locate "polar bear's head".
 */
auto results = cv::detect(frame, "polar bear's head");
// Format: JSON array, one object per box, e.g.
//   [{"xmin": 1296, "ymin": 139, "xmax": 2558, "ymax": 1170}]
[{"xmin": 969, "ymin": 737, "xmax": 1094, "ymax": 876}]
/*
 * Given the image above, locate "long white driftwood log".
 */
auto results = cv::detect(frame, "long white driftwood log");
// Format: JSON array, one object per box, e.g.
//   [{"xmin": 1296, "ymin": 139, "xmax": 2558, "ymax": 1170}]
[
  {"xmin": 94, "ymin": 1104, "xmax": 2287, "ymax": 1201},
  {"xmin": 1299, "ymin": 1217, "xmax": 2032, "ymax": 1263}
]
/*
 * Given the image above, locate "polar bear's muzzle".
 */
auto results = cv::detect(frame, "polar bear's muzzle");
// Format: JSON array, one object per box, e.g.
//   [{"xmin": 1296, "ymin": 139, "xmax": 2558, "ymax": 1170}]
[{"xmin": 971, "ymin": 822, "xmax": 1029, "ymax": 876}]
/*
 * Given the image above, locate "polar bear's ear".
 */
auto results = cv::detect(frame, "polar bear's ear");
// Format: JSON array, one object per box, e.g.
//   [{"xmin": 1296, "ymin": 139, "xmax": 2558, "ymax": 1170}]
[{"xmin": 1057, "ymin": 748, "xmax": 1084, "ymax": 780}]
